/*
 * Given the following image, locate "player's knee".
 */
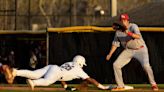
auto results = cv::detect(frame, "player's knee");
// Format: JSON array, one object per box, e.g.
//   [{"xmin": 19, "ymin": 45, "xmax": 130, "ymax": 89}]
[
  {"xmin": 113, "ymin": 62, "xmax": 121, "ymax": 69},
  {"xmin": 43, "ymin": 80, "xmax": 54, "ymax": 86},
  {"xmin": 143, "ymin": 64, "xmax": 152, "ymax": 71}
]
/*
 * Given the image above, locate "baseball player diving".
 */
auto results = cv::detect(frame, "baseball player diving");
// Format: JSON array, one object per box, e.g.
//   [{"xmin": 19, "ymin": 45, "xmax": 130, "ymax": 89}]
[
  {"xmin": 4, "ymin": 55, "xmax": 109, "ymax": 91},
  {"xmin": 106, "ymin": 14, "xmax": 159, "ymax": 91}
]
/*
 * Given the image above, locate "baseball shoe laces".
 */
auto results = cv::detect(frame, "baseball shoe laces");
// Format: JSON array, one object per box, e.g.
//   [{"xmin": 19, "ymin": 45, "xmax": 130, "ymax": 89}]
[{"xmin": 26, "ymin": 79, "xmax": 35, "ymax": 90}]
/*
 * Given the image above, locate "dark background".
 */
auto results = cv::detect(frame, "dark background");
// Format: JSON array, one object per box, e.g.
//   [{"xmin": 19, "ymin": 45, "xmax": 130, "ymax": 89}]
[
  {"xmin": 0, "ymin": 31, "xmax": 164, "ymax": 84},
  {"xmin": 49, "ymin": 31, "xmax": 164, "ymax": 84}
]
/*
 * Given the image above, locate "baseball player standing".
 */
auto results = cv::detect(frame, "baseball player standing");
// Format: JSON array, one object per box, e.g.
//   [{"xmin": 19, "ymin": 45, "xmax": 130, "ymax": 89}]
[
  {"xmin": 106, "ymin": 14, "xmax": 158, "ymax": 91},
  {"xmin": 6, "ymin": 55, "xmax": 109, "ymax": 91}
]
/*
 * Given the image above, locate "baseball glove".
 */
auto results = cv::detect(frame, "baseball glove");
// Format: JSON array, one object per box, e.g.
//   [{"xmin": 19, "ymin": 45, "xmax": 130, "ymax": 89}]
[
  {"xmin": 112, "ymin": 22, "xmax": 126, "ymax": 32},
  {"xmin": 126, "ymin": 39, "xmax": 144, "ymax": 49}
]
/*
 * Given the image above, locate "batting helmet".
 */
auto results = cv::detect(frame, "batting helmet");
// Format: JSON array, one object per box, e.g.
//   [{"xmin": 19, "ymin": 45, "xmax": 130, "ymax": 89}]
[{"xmin": 73, "ymin": 55, "xmax": 87, "ymax": 68}]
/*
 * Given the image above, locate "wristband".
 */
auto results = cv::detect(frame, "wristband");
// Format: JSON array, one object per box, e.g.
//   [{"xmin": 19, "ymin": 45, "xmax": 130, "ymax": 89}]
[
  {"xmin": 65, "ymin": 86, "xmax": 77, "ymax": 91},
  {"xmin": 64, "ymin": 85, "xmax": 68, "ymax": 88},
  {"xmin": 127, "ymin": 32, "xmax": 133, "ymax": 36}
]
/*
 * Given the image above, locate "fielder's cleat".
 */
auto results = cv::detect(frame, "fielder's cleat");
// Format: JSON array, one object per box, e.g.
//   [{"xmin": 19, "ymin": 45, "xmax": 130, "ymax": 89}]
[
  {"xmin": 111, "ymin": 85, "xmax": 134, "ymax": 91},
  {"xmin": 152, "ymin": 84, "xmax": 159, "ymax": 91},
  {"xmin": 26, "ymin": 79, "xmax": 34, "ymax": 90}
]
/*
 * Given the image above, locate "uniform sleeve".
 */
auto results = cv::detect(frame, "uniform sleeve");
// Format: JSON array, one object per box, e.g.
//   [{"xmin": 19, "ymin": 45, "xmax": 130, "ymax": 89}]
[
  {"xmin": 112, "ymin": 33, "xmax": 120, "ymax": 47},
  {"xmin": 130, "ymin": 24, "xmax": 141, "ymax": 35},
  {"xmin": 77, "ymin": 68, "xmax": 90, "ymax": 80}
]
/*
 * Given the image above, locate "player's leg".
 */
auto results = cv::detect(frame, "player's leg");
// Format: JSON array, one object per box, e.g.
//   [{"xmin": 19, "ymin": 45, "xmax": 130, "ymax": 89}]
[
  {"xmin": 134, "ymin": 47, "xmax": 158, "ymax": 91},
  {"xmin": 28, "ymin": 65, "xmax": 61, "ymax": 88},
  {"xmin": 15, "ymin": 65, "xmax": 52, "ymax": 79},
  {"xmin": 113, "ymin": 49, "xmax": 133, "ymax": 88}
]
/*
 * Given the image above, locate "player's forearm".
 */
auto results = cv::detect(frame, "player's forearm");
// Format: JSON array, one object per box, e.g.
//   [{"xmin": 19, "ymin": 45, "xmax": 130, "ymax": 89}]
[
  {"xmin": 86, "ymin": 78, "xmax": 99, "ymax": 86},
  {"xmin": 106, "ymin": 45, "xmax": 117, "ymax": 60},
  {"xmin": 108, "ymin": 45, "xmax": 117, "ymax": 56},
  {"xmin": 126, "ymin": 31, "xmax": 141, "ymax": 39},
  {"xmin": 85, "ymin": 78, "xmax": 107, "ymax": 89},
  {"xmin": 61, "ymin": 81, "xmax": 68, "ymax": 88}
]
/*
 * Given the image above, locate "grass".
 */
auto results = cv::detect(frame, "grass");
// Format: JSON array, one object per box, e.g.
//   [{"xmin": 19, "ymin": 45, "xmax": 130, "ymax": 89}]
[{"xmin": 0, "ymin": 84, "xmax": 164, "ymax": 92}]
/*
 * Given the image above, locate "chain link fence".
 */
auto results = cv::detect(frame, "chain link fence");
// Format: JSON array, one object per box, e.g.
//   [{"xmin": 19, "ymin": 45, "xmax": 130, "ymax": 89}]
[{"xmin": 0, "ymin": 0, "xmax": 112, "ymax": 30}]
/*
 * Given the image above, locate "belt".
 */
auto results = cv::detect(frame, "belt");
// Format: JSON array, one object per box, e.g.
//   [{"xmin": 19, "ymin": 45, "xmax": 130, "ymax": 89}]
[{"xmin": 131, "ymin": 45, "xmax": 144, "ymax": 50}]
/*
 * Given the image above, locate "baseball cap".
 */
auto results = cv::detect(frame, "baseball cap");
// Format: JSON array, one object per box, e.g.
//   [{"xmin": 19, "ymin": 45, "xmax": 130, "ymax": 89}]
[{"xmin": 120, "ymin": 14, "xmax": 129, "ymax": 21}]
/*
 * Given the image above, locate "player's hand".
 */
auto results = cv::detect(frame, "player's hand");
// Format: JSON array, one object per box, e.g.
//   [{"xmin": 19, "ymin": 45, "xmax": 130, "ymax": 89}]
[
  {"xmin": 106, "ymin": 54, "xmax": 112, "ymax": 61},
  {"xmin": 65, "ymin": 86, "xmax": 77, "ymax": 91}
]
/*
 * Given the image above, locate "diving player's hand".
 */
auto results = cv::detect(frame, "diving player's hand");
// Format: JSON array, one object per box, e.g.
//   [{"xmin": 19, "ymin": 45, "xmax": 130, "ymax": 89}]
[{"xmin": 65, "ymin": 86, "xmax": 77, "ymax": 91}]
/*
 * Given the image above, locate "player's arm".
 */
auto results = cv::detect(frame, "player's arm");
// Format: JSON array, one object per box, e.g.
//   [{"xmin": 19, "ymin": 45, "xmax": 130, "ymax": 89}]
[
  {"xmin": 85, "ymin": 78, "xmax": 108, "ymax": 90},
  {"xmin": 106, "ymin": 45, "xmax": 117, "ymax": 61},
  {"xmin": 125, "ymin": 24, "xmax": 141, "ymax": 39},
  {"xmin": 61, "ymin": 81, "xmax": 68, "ymax": 89},
  {"xmin": 61, "ymin": 81, "xmax": 77, "ymax": 91},
  {"xmin": 125, "ymin": 30, "xmax": 140, "ymax": 39},
  {"xmin": 106, "ymin": 34, "xmax": 119, "ymax": 61}
]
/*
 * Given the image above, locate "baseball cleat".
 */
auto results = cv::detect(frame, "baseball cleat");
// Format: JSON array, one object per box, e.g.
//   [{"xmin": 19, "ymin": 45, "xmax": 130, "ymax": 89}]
[
  {"xmin": 152, "ymin": 84, "xmax": 159, "ymax": 91},
  {"xmin": 6, "ymin": 68, "xmax": 17, "ymax": 84},
  {"xmin": 111, "ymin": 85, "xmax": 134, "ymax": 91},
  {"xmin": 26, "ymin": 79, "xmax": 34, "ymax": 90},
  {"xmin": 12, "ymin": 68, "xmax": 16, "ymax": 79},
  {"xmin": 2, "ymin": 65, "xmax": 13, "ymax": 84}
]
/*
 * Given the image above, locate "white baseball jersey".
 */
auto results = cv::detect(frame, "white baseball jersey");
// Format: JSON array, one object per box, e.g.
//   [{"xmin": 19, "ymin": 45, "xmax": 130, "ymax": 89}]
[
  {"xmin": 15, "ymin": 62, "xmax": 89, "ymax": 86},
  {"xmin": 59, "ymin": 62, "xmax": 89, "ymax": 81}
]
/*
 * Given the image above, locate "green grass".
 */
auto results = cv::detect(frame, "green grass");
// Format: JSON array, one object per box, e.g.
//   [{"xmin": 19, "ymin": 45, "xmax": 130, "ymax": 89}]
[{"xmin": 0, "ymin": 84, "xmax": 164, "ymax": 92}]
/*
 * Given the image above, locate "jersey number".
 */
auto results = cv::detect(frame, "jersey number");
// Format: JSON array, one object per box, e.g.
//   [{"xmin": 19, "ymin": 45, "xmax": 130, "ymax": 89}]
[{"xmin": 61, "ymin": 64, "xmax": 74, "ymax": 71}]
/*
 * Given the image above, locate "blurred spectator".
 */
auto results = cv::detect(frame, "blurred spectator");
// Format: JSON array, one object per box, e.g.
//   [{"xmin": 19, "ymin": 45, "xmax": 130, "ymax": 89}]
[
  {"xmin": 8, "ymin": 50, "xmax": 15, "ymax": 67},
  {"xmin": 29, "ymin": 51, "xmax": 37, "ymax": 70}
]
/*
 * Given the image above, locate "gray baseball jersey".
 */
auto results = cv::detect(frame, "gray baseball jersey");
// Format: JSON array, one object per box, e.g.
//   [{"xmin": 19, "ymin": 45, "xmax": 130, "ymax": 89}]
[
  {"xmin": 112, "ymin": 23, "xmax": 156, "ymax": 87},
  {"xmin": 112, "ymin": 23, "xmax": 145, "ymax": 48}
]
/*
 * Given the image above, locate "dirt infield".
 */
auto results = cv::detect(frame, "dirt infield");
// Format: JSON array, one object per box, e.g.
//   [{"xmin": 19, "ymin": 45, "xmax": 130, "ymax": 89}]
[
  {"xmin": 0, "ymin": 86, "xmax": 64, "ymax": 91},
  {"xmin": 0, "ymin": 85, "xmax": 164, "ymax": 92}
]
